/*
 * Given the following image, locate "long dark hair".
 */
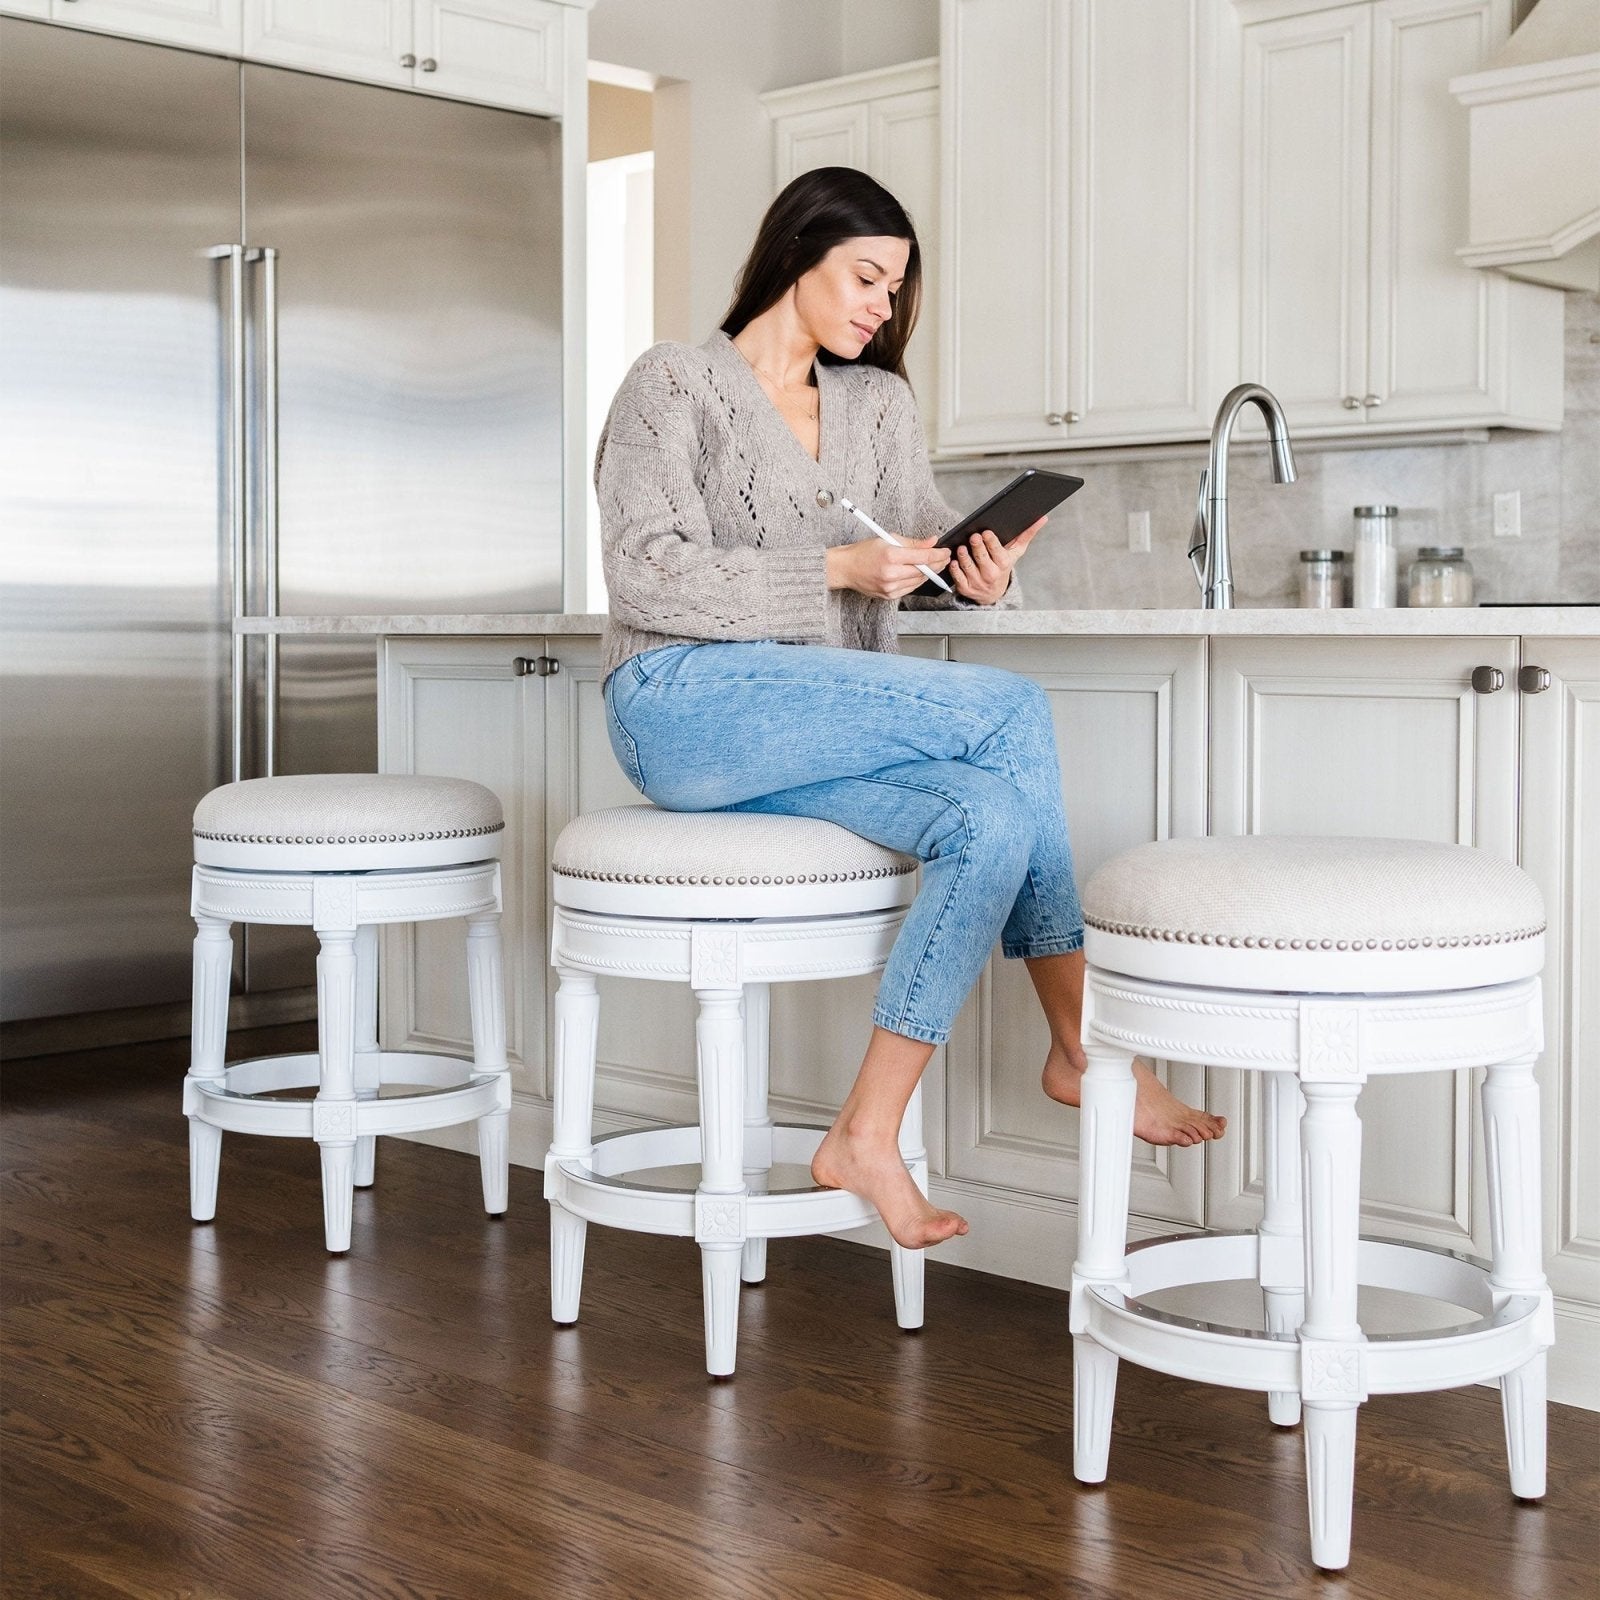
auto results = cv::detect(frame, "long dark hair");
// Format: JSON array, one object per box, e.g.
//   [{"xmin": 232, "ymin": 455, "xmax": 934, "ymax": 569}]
[{"xmin": 720, "ymin": 167, "xmax": 923, "ymax": 381}]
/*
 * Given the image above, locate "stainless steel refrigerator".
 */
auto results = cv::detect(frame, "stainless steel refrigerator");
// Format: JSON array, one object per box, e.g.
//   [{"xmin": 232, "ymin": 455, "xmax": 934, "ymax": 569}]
[{"xmin": 0, "ymin": 18, "xmax": 563, "ymax": 1022}]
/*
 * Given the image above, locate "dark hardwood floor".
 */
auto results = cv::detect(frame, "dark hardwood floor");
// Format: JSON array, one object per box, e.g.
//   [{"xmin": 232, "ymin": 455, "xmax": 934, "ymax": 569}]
[{"xmin": 3, "ymin": 1026, "xmax": 1596, "ymax": 1600}]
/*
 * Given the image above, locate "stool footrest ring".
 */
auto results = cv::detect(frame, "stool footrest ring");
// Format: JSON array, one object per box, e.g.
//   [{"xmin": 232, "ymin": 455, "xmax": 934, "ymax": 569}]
[
  {"xmin": 549, "ymin": 1122, "xmax": 917, "ymax": 1241},
  {"xmin": 1077, "ymin": 1231, "xmax": 1549, "ymax": 1397}
]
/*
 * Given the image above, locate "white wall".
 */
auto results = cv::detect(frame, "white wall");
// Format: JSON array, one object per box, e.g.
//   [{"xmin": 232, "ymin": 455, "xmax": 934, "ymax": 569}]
[{"xmin": 587, "ymin": 0, "xmax": 936, "ymax": 342}]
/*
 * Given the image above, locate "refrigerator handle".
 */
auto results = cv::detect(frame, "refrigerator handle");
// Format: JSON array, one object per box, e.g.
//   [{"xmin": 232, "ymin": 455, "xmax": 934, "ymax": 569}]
[
  {"xmin": 209, "ymin": 244, "xmax": 248, "ymax": 785},
  {"xmin": 250, "ymin": 247, "xmax": 281, "ymax": 777}
]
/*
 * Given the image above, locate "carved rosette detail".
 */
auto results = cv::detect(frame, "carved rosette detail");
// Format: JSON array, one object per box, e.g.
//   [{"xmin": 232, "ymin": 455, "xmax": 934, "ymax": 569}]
[
  {"xmin": 691, "ymin": 926, "xmax": 740, "ymax": 989},
  {"xmin": 1301, "ymin": 1342, "xmax": 1365, "ymax": 1403},
  {"xmin": 1299, "ymin": 1003, "xmax": 1363, "ymax": 1081},
  {"xmin": 695, "ymin": 1195, "xmax": 746, "ymax": 1243},
  {"xmin": 313, "ymin": 1100, "xmax": 356, "ymax": 1142}
]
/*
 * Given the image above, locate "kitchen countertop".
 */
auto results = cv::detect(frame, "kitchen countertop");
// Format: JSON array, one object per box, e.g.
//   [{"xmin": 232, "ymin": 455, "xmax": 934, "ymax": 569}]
[{"xmin": 236, "ymin": 607, "xmax": 1600, "ymax": 637}]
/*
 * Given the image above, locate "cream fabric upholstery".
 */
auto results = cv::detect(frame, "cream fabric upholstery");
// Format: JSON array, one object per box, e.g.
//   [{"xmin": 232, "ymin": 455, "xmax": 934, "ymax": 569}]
[
  {"xmin": 193, "ymin": 774, "xmax": 504, "ymax": 871},
  {"xmin": 552, "ymin": 805, "xmax": 918, "ymax": 918},
  {"xmin": 1083, "ymin": 836, "xmax": 1544, "ymax": 992}
]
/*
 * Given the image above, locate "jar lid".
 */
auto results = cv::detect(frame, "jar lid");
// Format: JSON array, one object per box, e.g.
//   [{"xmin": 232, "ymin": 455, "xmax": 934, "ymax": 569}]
[
  {"xmin": 1354, "ymin": 505, "xmax": 1399, "ymax": 517},
  {"xmin": 1416, "ymin": 546, "xmax": 1465, "ymax": 560},
  {"xmin": 1299, "ymin": 549, "xmax": 1345, "ymax": 561}
]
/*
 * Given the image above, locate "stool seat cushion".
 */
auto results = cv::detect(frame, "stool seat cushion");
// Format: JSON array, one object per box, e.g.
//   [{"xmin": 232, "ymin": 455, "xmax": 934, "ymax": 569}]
[
  {"xmin": 1083, "ymin": 836, "xmax": 1544, "ymax": 992},
  {"xmin": 552, "ymin": 805, "xmax": 919, "ymax": 918},
  {"xmin": 193, "ymin": 774, "xmax": 504, "ymax": 871}
]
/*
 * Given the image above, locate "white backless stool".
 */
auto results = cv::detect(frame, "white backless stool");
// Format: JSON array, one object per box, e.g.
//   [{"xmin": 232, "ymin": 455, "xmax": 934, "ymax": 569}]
[
  {"xmin": 185, "ymin": 774, "xmax": 512, "ymax": 1253},
  {"xmin": 546, "ymin": 804, "xmax": 928, "ymax": 1377},
  {"xmin": 1070, "ymin": 836, "xmax": 1551, "ymax": 1571}
]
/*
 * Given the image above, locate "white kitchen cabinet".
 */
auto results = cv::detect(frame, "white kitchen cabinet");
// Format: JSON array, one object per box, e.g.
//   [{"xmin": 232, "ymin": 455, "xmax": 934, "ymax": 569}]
[
  {"xmin": 39, "ymin": 0, "xmax": 240, "ymax": 51},
  {"xmin": 764, "ymin": 60, "xmax": 942, "ymax": 444},
  {"xmin": 244, "ymin": 0, "xmax": 565, "ymax": 111},
  {"xmin": 941, "ymin": 635, "xmax": 1209, "ymax": 1226},
  {"xmin": 1516, "ymin": 638, "xmax": 1600, "ymax": 1318},
  {"xmin": 937, "ymin": 0, "xmax": 1227, "ymax": 451},
  {"xmin": 1238, "ymin": 0, "xmax": 1563, "ymax": 435},
  {"xmin": 1206, "ymin": 634, "xmax": 1520, "ymax": 1258}
]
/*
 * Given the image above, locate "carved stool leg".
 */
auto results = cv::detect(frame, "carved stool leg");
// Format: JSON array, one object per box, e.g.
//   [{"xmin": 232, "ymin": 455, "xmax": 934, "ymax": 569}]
[
  {"xmin": 185, "ymin": 911, "xmax": 233, "ymax": 1223},
  {"xmin": 313, "ymin": 919, "xmax": 359, "ymax": 1254},
  {"xmin": 352, "ymin": 923, "xmax": 380, "ymax": 1189},
  {"xmin": 1482, "ymin": 1055, "xmax": 1550, "ymax": 1500},
  {"xmin": 891, "ymin": 1080, "xmax": 927, "ymax": 1330},
  {"xmin": 1071, "ymin": 1038, "xmax": 1137, "ymax": 1484},
  {"xmin": 467, "ymin": 909, "xmax": 510, "ymax": 1217},
  {"xmin": 1262, "ymin": 1069, "xmax": 1307, "ymax": 1426},
  {"xmin": 740, "ymin": 984, "xmax": 772, "ymax": 1285},
  {"xmin": 549, "ymin": 964, "xmax": 598, "ymax": 1324},
  {"xmin": 695, "ymin": 983, "xmax": 747, "ymax": 1377},
  {"xmin": 1299, "ymin": 1081, "xmax": 1365, "ymax": 1571}
]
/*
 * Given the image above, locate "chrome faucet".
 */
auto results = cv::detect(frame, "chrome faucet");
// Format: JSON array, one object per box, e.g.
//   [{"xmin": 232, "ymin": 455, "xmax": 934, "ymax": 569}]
[{"xmin": 1187, "ymin": 383, "xmax": 1298, "ymax": 609}]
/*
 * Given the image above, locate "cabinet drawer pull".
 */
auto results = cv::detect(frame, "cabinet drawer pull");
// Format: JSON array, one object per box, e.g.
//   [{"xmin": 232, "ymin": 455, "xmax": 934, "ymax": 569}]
[
  {"xmin": 513, "ymin": 655, "xmax": 560, "ymax": 677},
  {"xmin": 401, "ymin": 53, "xmax": 416, "ymax": 67},
  {"xmin": 1470, "ymin": 665, "xmax": 1504, "ymax": 694},
  {"xmin": 1518, "ymin": 665, "xmax": 1551, "ymax": 694}
]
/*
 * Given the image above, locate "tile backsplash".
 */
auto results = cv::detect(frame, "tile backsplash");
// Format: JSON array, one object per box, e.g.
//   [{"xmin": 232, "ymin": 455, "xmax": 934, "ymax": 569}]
[{"xmin": 933, "ymin": 290, "xmax": 1600, "ymax": 608}]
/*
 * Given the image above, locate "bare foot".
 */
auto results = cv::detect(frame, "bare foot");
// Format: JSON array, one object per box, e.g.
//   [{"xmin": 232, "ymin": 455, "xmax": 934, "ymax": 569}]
[
  {"xmin": 812, "ymin": 1125, "xmax": 969, "ymax": 1250},
  {"xmin": 1042, "ymin": 1043, "xmax": 1226, "ymax": 1147}
]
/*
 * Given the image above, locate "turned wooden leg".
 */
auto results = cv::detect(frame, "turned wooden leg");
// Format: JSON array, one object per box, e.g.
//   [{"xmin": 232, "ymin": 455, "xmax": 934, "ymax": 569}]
[
  {"xmin": 184, "ymin": 910, "xmax": 233, "ymax": 1223},
  {"xmin": 1261, "ymin": 1069, "xmax": 1306, "ymax": 1427},
  {"xmin": 466, "ymin": 908, "xmax": 510, "ymax": 1218},
  {"xmin": 313, "ymin": 923, "xmax": 359, "ymax": 1254},
  {"xmin": 1482, "ymin": 1055, "xmax": 1551, "ymax": 1501},
  {"xmin": 1299, "ymin": 1081, "xmax": 1365, "ymax": 1572},
  {"xmin": 1071, "ymin": 1036, "xmax": 1137, "ymax": 1484},
  {"xmin": 695, "ymin": 984, "xmax": 747, "ymax": 1378},
  {"xmin": 891, "ymin": 1080, "xmax": 927, "ymax": 1331},
  {"xmin": 548, "ymin": 964, "xmax": 598, "ymax": 1325},
  {"xmin": 740, "ymin": 984, "xmax": 772, "ymax": 1285},
  {"xmin": 352, "ymin": 923, "xmax": 379, "ymax": 1189}
]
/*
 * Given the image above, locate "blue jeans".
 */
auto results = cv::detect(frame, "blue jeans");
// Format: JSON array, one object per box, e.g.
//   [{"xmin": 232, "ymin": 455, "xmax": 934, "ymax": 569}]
[{"xmin": 603, "ymin": 642, "xmax": 1083, "ymax": 1045}]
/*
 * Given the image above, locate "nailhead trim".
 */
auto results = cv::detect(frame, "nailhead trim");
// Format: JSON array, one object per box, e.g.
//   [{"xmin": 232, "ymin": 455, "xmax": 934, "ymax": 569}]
[
  {"xmin": 553, "ymin": 862, "xmax": 917, "ymax": 887},
  {"xmin": 194, "ymin": 821, "xmax": 504, "ymax": 846},
  {"xmin": 1084, "ymin": 913, "xmax": 1545, "ymax": 951}
]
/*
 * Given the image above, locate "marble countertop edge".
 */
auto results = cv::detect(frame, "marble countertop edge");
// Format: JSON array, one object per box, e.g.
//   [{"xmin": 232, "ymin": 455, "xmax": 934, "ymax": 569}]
[{"xmin": 234, "ymin": 607, "xmax": 1600, "ymax": 638}]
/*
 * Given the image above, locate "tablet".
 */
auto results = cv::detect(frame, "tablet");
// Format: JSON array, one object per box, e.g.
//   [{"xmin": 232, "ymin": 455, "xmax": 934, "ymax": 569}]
[{"xmin": 911, "ymin": 468, "xmax": 1083, "ymax": 596}]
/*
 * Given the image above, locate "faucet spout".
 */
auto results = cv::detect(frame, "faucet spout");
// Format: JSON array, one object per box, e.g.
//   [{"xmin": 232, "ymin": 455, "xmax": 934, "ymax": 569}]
[{"xmin": 1193, "ymin": 383, "xmax": 1297, "ymax": 610}]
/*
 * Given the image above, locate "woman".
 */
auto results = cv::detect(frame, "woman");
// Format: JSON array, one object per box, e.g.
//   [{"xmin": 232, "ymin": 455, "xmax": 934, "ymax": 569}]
[{"xmin": 595, "ymin": 168, "xmax": 1223, "ymax": 1251}]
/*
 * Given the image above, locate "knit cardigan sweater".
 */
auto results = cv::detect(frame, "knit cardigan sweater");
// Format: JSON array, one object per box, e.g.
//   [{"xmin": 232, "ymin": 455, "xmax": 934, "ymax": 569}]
[{"xmin": 595, "ymin": 328, "xmax": 1016, "ymax": 683}]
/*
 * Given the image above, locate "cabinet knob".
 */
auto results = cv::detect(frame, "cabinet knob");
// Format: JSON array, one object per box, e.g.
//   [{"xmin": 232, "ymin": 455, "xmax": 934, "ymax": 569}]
[
  {"xmin": 1342, "ymin": 396, "xmax": 1362, "ymax": 410},
  {"xmin": 421, "ymin": 57, "xmax": 438, "ymax": 72},
  {"xmin": 1063, "ymin": 410, "xmax": 1081, "ymax": 425},
  {"xmin": 1518, "ymin": 665, "xmax": 1552, "ymax": 694},
  {"xmin": 400, "ymin": 52, "xmax": 416, "ymax": 67},
  {"xmin": 1045, "ymin": 412, "xmax": 1064, "ymax": 426},
  {"xmin": 1363, "ymin": 394, "xmax": 1383, "ymax": 408},
  {"xmin": 1470, "ymin": 665, "xmax": 1504, "ymax": 694},
  {"xmin": 513, "ymin": 655, "xmax": 559, "ymax": 677}
]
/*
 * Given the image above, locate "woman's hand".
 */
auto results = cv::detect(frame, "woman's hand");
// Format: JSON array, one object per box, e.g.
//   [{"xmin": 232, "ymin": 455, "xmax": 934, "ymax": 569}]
[
  {"xmin": 948, "ymin": 517, "xmax": 1046, "ymax": 605},
  {"xmin": 825, "ymin": 536, "xmax": 952, "ymax": 600}
]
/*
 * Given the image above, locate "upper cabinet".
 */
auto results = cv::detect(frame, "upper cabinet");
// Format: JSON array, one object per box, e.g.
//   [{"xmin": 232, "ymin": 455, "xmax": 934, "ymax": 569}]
[
  {"xmin": 935, "ymin": 0, "xmax": 1566, "ymax": 454},
  {"xmin": 763, "ymin": 60, "xmax": 943, "ymax": 443},
  {"xmin": 1238, "ymin": 0, "xmax": 1564, "ymax": 435},
  {"xmin": 2, "ymin": 0, "xmax": 579, "ymax": 115},
  {"xmin": 938, "ymin": 0, "xmax": 1227, "ymax": 451}
]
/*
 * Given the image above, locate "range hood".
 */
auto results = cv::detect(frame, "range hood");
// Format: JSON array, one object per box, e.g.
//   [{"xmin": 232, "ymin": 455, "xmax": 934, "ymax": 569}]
[{"xmin": 1450, "ymin": 0, "xmax": 1600, "ymax": 291}]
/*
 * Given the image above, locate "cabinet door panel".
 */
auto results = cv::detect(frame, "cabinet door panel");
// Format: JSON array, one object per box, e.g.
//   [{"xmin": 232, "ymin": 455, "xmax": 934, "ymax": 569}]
[
  {"xmin": 416, "ymin": 0, "xmax": 564, "ymax": 115},
  {"xmin": 1367, "ymin": 0, "xmax": 1508, "ymax": 424},
  {"xmin": 53, "ymin": 0, "xmax": 240, "ymax": 51},
  {"xmin": 244, "ymin": 0, "xmax": 411, "ymax": 85},
  {"xmin": 1208, "ymin": 635, "xmax": 1518, "ymax": 1255},
  {"xmin": 939, "ymin": 0, "xmax": 1066, "ymax": 449},
  {"xmin": 1068, "ymin": 0, "xmax": 1212, "ymax": 440},
  {"xmin": 379, "ymin": 637, "xmax": 544, "ymax": 1094},
  {"xmin": 773, "ymin": 106, "xmax": 867, "ymax": 187},
  {"xmin": 1518, "ymin": 638, "xmax": 1600, "ymax": 1310},
  {"xmin": 1240, "ymin": 5, "xmax": 1371, "ymax": 428},
  {"xmin": 944, "ymin": 636, "xmax": 1207, "ymax": 1224}
]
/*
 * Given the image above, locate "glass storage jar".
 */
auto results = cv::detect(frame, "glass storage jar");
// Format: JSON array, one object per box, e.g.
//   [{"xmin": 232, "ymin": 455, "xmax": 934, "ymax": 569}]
[
  {"xmin": 1407, "ymin": 546, "xmax": 1475, "ymax": 607},
  {"xmin": 1299, "ymin": 549, "xmax": 1347, "ymax": 608},
  {"xmin": 1351, "ymin": 505, "xmax": 1398, "ymax": 608}
]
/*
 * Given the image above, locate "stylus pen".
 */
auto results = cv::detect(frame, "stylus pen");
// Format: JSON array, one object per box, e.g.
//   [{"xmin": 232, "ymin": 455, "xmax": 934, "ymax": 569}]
[{"xmin": 835, "ymin": 494, "xmax": 953, "ymax": 593}]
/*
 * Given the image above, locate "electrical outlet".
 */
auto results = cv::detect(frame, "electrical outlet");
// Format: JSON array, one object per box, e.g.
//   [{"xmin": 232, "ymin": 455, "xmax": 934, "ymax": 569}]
[
  {"xmin": 1493, "ymin": 490, "xmax": 1521, "ymax": 539},
  {"xmin": 1127, "ymin": 510, "xmax": 1151, "ymax": 554}
]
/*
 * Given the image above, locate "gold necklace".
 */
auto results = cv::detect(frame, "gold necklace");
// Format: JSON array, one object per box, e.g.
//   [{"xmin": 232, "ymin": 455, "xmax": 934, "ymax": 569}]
[{"xmin": 750, "ymin": 361, "xmax": 818, "ymax": 423}]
